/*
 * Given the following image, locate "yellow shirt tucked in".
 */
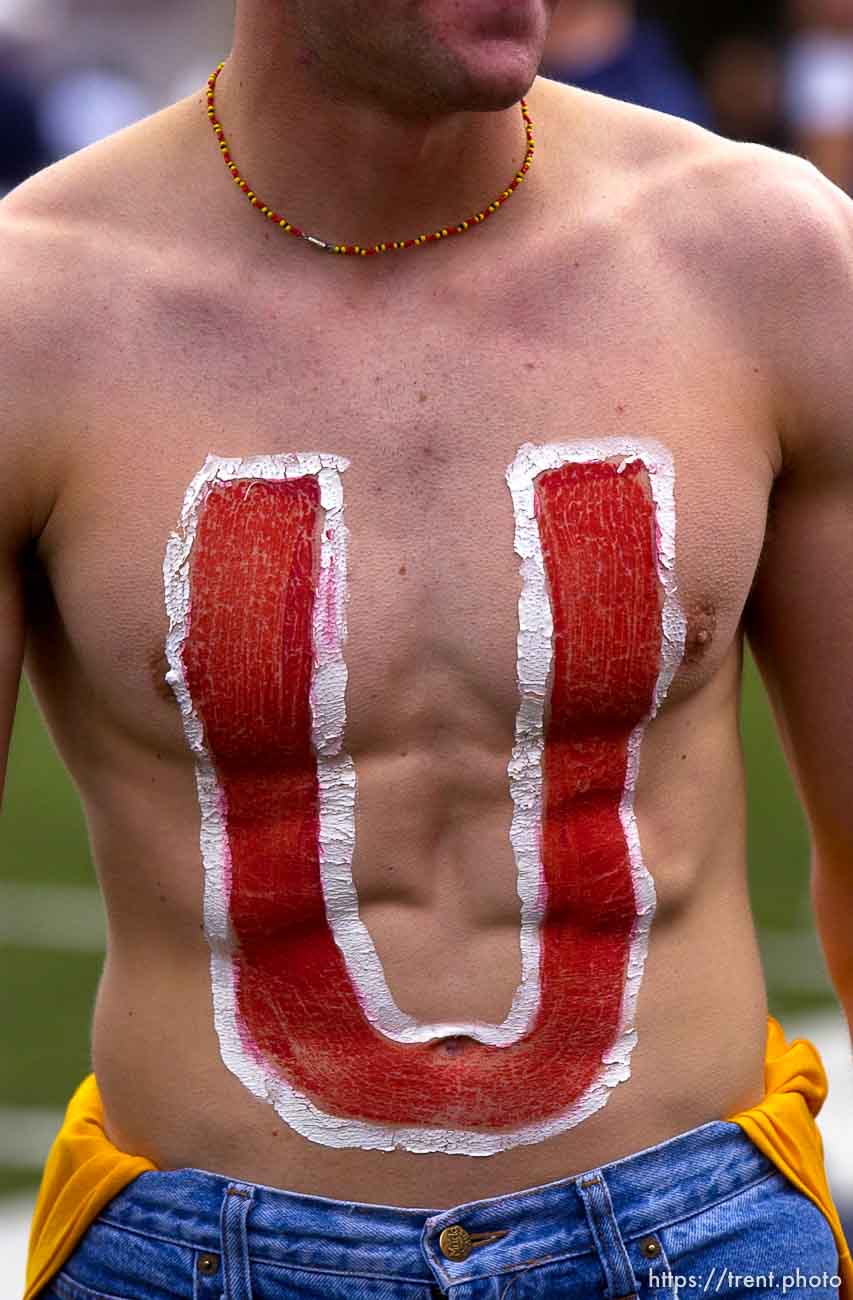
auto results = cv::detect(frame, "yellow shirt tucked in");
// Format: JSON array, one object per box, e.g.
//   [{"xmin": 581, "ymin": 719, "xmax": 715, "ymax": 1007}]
[{"xmin": 24, "ymin": 1014, "xmax": 853, "ymax": 1300}]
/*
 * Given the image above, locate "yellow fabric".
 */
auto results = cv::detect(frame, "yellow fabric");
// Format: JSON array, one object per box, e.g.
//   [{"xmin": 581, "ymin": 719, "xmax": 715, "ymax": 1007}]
[
  {"xmin": 25, "ymin": 1076, "xmax": 157, "ymax": 1300},
  {"xmin": 24, "ymin": 1014, "xmax": 853, "ymax": 1300},
  {"xmin": 724, "ymin": 1014, "xmax": 853, "ymax": 1297}
]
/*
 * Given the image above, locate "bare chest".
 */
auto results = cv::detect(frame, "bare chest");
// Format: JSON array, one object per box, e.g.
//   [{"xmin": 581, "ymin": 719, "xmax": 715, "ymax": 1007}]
[{"xmin": 30, "ymin": 240, "xmax": 777, "ymax": 763}]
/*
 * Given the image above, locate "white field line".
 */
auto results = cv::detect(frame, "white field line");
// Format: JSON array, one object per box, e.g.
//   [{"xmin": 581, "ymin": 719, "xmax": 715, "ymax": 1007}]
[
  {"xmin": 0, "ymin": 1108, "xmax": 63, "ymax": 1169},
  {"xmin": 0, "ymin": 1194, "xmax": 35, "ymax": 1300},
  {"xmin": 0, "ymin": 882, "xmax": 105, "ymax": 952},
  {"xmin": 793, "ymin": 1009, "xmax": 853, "ymax": 1203},
  {"xmin": 759, "ymin": 928, "xmax": 833, "ymax": 994}
]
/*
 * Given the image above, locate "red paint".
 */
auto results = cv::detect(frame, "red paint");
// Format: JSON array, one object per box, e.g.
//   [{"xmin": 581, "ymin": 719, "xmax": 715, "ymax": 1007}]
[{"xmin": 182, "ymin": 460, "xmax": 662, "ymax": 1129}]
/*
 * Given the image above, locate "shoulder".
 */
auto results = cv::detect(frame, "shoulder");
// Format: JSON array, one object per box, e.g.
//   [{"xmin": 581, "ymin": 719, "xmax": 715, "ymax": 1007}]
[
  {"xmin": 655, "ymin": 121, "xmax": 853, "ymax": 474},
  {"xmin": 538, "ymin": 73, "xmax": 848, "ymax": 252},
  {"xmin": 0, "ymin": 199, "xmax": 84, "ymax": 543},
  {"xmin": 0, "ymin": 92, "xmax": 205, "ymax": 539},
  {"xmin": 674, "ymin": 129, "xmax": 853, "ymax": 477},
  {"xmin": 533, "ymin": 74, "xmax": 848, "ymax": 270},
  {"xmin": 0, "ymin": 89, "xmax": 214, "ymax": 372},
  {"xmin": 539, "ymin": 78, "xmax": 853, "ymax": 465},
  {"xmin": 0, "ymin": 87, "xmax": 206, "ymax": 289}
]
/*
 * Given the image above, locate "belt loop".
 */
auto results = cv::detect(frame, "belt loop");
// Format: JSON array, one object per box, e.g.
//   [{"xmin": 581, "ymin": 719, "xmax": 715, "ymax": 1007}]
[
  {"xmin": 575, "ymin": 1172, "xmax": 640, "ymax": 1300},
  {"xmin": 220, "ymin": 1181, "xmax": 256, "ymax": 1300}
]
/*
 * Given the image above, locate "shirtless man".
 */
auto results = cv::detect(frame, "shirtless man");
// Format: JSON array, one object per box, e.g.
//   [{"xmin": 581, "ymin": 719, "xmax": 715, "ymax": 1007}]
[{"xmin": 4, "ymin": 2, "xmax": 853, "ymax": 1297}]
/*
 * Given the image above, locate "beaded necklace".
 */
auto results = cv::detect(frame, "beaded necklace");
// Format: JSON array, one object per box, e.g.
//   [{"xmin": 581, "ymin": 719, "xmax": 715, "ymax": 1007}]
[{"xmin": 206, "ymin": 61, "xmax": 536, "ymax": 256}]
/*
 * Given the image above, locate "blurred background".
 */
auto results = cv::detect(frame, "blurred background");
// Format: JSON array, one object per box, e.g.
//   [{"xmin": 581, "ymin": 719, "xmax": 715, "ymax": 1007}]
[{"xmin": 1, "ymin": 0, "xmax": 852, "ymax": 1289}]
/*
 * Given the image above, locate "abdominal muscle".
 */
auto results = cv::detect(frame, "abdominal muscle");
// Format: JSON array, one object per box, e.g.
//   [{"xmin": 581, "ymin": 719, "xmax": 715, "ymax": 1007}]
[{"xmin": 88, "ymin": 694, "xmax": 769, "ymax": 1210}]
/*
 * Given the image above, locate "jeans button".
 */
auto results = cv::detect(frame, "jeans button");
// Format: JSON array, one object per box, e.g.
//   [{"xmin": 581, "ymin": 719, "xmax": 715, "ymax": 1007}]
[
  {"xmin": 197, "ymin": 1251, "xmax": 220, "ymax": 1275},
  {"xmin": 439, "ymin": 1224, "xmax": 472, "ymax": 1261},
  {"xmin": 640, "ymin": 1235, "xmax": 662, "ymax": 1258}
]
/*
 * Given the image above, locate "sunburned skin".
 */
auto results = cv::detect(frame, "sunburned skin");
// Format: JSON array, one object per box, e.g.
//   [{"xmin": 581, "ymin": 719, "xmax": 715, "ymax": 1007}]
[{"xmin": 162, "ymin": 439, "xmax": 687, "ymax": 1156}]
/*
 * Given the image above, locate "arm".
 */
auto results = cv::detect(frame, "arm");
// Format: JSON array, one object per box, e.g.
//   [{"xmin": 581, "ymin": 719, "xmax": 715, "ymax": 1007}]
[
  {"xmin": 0, "ymin": 534, "xmax": 25, "ymax": 807},
  {"xmin": 741, "ymin": 155, "xmax": 853, "ymax": 1032},
  {"xmin": 0, "ymin": 334, "xmax": 30, "ymax": 807},
  {"xmin": 0, "ymin": 207, "xmax": 66, "ymax": 808}
]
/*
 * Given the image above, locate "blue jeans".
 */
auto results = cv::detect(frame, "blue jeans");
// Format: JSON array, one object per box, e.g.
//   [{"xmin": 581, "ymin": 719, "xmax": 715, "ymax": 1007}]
[{"xmin": 38, "ymin": 1119, "xmax": 841, "ymax": 1299}]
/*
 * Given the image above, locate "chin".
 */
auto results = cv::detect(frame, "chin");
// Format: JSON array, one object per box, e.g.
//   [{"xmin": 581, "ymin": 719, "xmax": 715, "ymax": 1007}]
[
  {"xmin": 435, "ymin": 6, "xmax": 552, "ymax": 109},
  {"xmin": 349, "ymin": 6, "xmax": 549, "ymax": 118},
  {"xmin": 453, "ymin": 49, "xmax": 543, "ymax": 111},
  {"xmin": 379, "ymin": 65, "xmax": 538, "ymax": 120},
  {"xmin": 397, "ymin": 36, "xmax": 540, "ymax": 113}
]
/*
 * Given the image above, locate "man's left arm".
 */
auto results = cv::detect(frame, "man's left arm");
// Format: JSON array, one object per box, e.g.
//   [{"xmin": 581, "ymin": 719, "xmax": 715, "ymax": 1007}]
[{"xmin": 741, "ymin": 152, "xmax": 853, "ymax": 1036}]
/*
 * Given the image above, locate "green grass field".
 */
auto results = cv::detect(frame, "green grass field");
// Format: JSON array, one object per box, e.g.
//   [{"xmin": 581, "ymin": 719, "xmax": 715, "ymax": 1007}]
[{"xmin": 0, "ymin": 649, "xmax": 838, "ymax": 1199}]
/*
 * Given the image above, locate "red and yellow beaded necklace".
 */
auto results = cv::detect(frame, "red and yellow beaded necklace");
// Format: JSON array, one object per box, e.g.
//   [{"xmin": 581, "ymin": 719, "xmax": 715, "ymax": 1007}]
[{"xmin": 205, "ymin": 61, "xmax": 536, "ymax": 256}]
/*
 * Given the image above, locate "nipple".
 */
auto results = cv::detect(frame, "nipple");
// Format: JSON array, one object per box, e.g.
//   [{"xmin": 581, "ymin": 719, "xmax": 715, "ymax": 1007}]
[{"xmin": 683, "ymin": 599, "xmax": 717, "ymax": 664}]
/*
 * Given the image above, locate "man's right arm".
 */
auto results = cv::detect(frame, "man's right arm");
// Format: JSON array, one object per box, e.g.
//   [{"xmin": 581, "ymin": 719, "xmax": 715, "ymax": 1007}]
[
  {"xmin": 0, "ymin": 517, "xmax": 26, "ymax": 808},
  {"xmin": 0, "ymin": 268, "xmax": 36, "ymax": 807},
  {"xmin": 0, "ymin": 204, "xmax": 69, "ymax": 808}
]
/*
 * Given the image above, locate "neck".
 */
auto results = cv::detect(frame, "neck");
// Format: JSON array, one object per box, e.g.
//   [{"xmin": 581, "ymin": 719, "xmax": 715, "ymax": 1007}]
[{"xmin": 210, "ymin": 12, "xmax": 544, "ymax": 252}]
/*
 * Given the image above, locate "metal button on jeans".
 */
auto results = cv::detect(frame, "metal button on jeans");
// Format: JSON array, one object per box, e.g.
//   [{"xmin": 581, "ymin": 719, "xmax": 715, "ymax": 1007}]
[
  {"xmin": 438, "ymin": 1224, "xmax": 510, "ymax": 1261},
  {"xmin": 197, "ymin": 1251, "xmax": 220, "ymax": 1275},
  {"xmin": 640, "ymin": 1235, "xmax": 662, "ymax": 1258},
  {"xmin": 439, "ymin": 1224, "xmax": 473, "ymax": 1261}
]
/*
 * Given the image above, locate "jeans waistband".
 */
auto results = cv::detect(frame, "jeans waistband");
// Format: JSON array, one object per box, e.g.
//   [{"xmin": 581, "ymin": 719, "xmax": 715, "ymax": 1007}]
[{"xmin": 97, "ymin": 1119, "xmax": 775, "ymax": 1287}]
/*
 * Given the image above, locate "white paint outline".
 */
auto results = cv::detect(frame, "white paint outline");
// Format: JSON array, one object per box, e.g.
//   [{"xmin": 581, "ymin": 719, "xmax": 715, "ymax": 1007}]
[
  {"xmin": 163, "ymin": 439, "xmax": 686, "ymax": 1154},
  {"xmin": 505, "ymin": 438, "xmax": 688, "ymax": 1129}
]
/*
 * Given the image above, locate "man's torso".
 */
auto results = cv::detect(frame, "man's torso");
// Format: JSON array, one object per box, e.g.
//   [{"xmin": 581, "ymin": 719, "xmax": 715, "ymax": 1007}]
[{"xmin": 10, "ymin": 74, "xmax": 778, "ymax": 1206}]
